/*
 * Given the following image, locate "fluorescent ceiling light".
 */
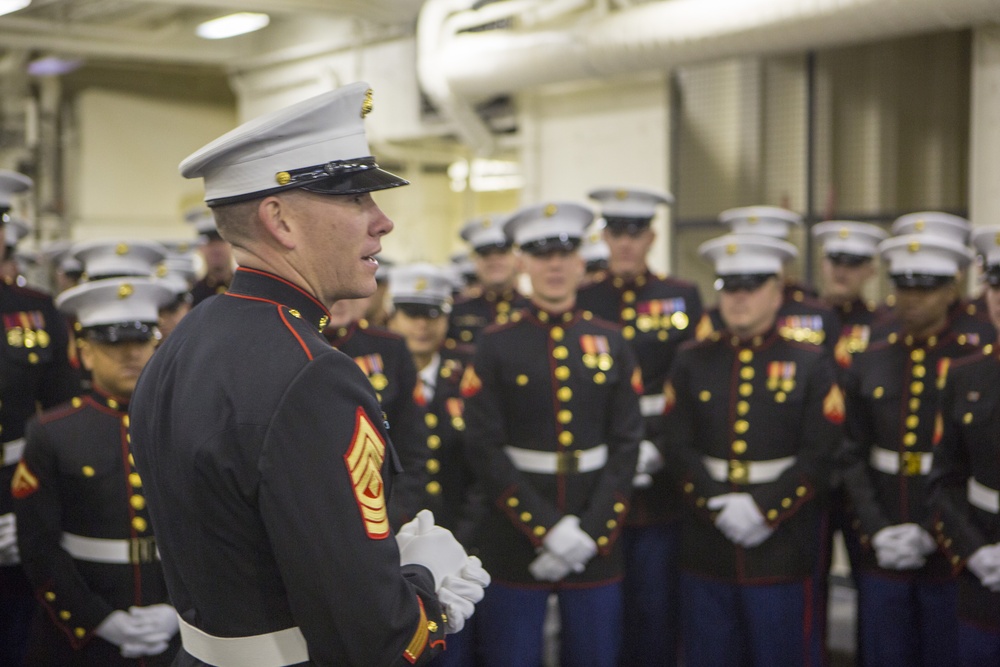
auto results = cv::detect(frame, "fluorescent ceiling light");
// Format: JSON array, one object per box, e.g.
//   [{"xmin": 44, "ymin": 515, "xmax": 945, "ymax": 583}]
[
  {"xmin": 0, "ymin": 0, "xmax": 31, "ymax": 18},
  {"xmin": 196, "ymin": 12, "xmax": 270, "ymax": 40},
  {"xmin": 28, "ymin": 56, "xmax": 83, "ymax": 77}
]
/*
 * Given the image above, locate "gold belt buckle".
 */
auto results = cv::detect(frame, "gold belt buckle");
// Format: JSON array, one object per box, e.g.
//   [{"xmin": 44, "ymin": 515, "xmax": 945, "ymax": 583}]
[
  {"xmin": 728, "ymin": 460, "xmax": 749, "ymax": 484},
  {"xmin": 901, "ymin": 451, "xmax": 923, "ymax": 476},
  {"xmin": 129, "ymin": 537, "xmax": 157, "ymax": 564},
  {"xmin": 556, "ymin": 450, "xmax": 581, "ymax": 475}
]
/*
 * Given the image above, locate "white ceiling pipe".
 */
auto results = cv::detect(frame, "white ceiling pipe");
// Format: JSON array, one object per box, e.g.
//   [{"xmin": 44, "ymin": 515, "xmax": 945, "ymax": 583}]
[{"xmin": 434, "ymin": 0, "xmax": 1000, "ymax": 101}]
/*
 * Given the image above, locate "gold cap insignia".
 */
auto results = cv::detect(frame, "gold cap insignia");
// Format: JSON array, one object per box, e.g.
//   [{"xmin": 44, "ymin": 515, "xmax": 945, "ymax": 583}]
[
  {"xmin": 839, "ymin": 227, "xmax": 849, "ymax": 239},
  {"xmin": 361, "ymin": 88, "xmax": 374, "ymax": 118},
  {"xmin": 118, "ymin": 283, "xmax": 134, "ymax": 299},
  {"xmin": 482, "ymin": 218, "xmax": 492, "ymax": 228},
  {"xmin": 748, "ymin": 215, "xmax": 759, "ymax": 223},
  {"xmin": 908, "ymin": 241, "xmax": 921, "ymax": 253},
  {"xmin": 115, "ymin": 243, "xmax": 129, "ymax": 255},
  {"xmin": 415, "ymin": 278, "xmax": 427, "ymax": 291},
  {"xmin": 544, "ymin": 204, "xmax": 558, "ymax": 217},
  {"xmin": 156, "ymin": 264, "xmax": 168, "ymax": 278},
  {"xmin": 615, "ymin": 189, "xmax": 628, "ymax": 200},
  {"xmin": 275, "ymin": 171, "xmax": 291, "ymax": 186},
  {"xmin": 915, "ymin": 219, "xmax": 925, "ymax": 231},
  {"xmin": 726, "ymin": 243, "xmax": 738, "ymax": 255}
]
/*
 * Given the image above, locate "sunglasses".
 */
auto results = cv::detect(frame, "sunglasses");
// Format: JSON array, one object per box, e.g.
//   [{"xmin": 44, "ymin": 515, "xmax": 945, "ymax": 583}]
[{"xmin": 715, "ymin": 274, "xmax": 776, "ymax": 293}]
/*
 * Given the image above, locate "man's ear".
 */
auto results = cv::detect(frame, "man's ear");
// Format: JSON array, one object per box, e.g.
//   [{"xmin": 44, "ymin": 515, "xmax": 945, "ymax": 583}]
[{"xmin": 257, "ymin": 195, "xmax": 297, "ymax": 250}]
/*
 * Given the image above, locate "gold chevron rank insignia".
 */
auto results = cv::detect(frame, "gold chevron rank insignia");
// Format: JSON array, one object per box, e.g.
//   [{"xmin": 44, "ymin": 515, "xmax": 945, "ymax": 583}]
[
  {"xmin": 823, "ymin": 384, "xmax": 846, "ymax": 425},
  {"xmin": 344, "ymin": 407, "xmax": 389, "ymax": 539},
  {"xmin": 11, "ymin": 460, "xmax": 40, "ymax": 499}
]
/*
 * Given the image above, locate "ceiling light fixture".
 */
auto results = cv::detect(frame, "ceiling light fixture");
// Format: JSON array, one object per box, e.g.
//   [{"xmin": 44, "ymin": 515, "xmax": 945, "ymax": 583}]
[
  {"xmin": 0, "ymin": 0, "xmax": 31, "ymax": 18},
  {"xmin": 196, "ymin": 12, "xmax": 270, "ymax": 40}
]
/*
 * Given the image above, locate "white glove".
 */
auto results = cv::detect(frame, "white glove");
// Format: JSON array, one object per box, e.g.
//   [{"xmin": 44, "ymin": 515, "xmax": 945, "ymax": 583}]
[
  {"xmin": 542, "ymin": 516, "xmax": 597, "ymax": 570},
  {"xmin": 528, "ymin": 550, "xmax": 574, "ymax": 582},
  {"xmin": 96, "ymin": 610, "xmax": 171, "ymax": 653},
  {"xmin": 119, "ymin": 604, "xmax": 178, "ymax": 657},
  {"xmin": 707, "ymin": 493, "xmax": 774, "ymax": 548},
  {"xmin": 633, "ymin": 440, "xmax": 664, "ymax": 488},
  {"xmin": 435, "ymin": 556, "xmax": 490, "ymax": 634},
  {"xmin": 967, "ymin": 545, "xmax": 1000, "ymax": 591},
  {"xmin": 396, "ymin": 510, "xmax": 469, "ymax": 591},
  {"xmin": 0, "ymin": 513, "xmax": 19, "ymax": 560},
  {"xmin": 871, "ymin": 524, "xmax": 931, "ymax": 570}
]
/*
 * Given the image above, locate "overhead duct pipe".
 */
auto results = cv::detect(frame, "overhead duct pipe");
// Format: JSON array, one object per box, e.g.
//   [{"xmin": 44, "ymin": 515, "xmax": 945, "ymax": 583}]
[{"xmin": 420, "ymin": 0, "xmax": 1000, "ymax": 149}]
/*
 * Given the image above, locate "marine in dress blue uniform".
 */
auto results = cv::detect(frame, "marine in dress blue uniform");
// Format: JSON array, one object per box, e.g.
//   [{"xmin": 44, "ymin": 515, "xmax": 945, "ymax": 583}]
[
  {"xmin": 463, "ymin": 202, "xmax": 643, "ymax": 667},
  {"xmin": 0, "ymin": 170, "xmax": 83, "ymax": 667},
  {"xmin": 575, "ymin": 186, "xmax": 700, "ymax": 667},
  {"xmin": 927, "ymin": 226, "xmax": 1000, "ymax": 665},
  {"xmin": 664, "ymin": 234, "xmax": 841, "ymax": 667},
  {"xmin": 14, "ymin": 270, "xmax": 180, "ymax": 666},
  {"xmin": 446, "ymin": 213, "xmax": 528, "ymax": 350},
  {"xmin": 387, "ymin": 263, "xmax": 484, "ymax": 667},
  {"xmin": 128, "ymin": 83, "xmax": 489, "ymax": 667},
  {"xmin": 839, "ymin": 232, "xmax": 984, "ymax": 667},
  {"xmin": 186, "ymin": 208, "xmax": 234, "ymax": 306}
]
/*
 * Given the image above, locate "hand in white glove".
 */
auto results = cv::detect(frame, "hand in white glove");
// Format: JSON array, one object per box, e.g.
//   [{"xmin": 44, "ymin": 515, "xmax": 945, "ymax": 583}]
[
  {"xmin": 633, "ymin": 440, "xmax": 664, "ymax": 488},
  {"xmin": 871, "ymin": 524, "xmax": 929, "ymax": 570},
  {"xmin": 707, "ymin": 493, "xmax": 774, "ymax": 548},
  {"xmin": 528, "ymin": 550, "xmax": 574, "ymax": 582},
  {"xmin": 435, "ymin": 556, "xmax": 490, "ymax": 634},
  {"xmin": 396, "ymin": 510, "xmax": 469, "ymax": 591},
  {"xmin": 542, "ymin": 516, "xmax": 597, "ymax": 570},
  {"xmin": 0, "ymin": 513, "xmax": 18, "ymax": 556},
  {"xmin": 967, "ymin": 545, "xmax": 1000, "ymax": 591}
]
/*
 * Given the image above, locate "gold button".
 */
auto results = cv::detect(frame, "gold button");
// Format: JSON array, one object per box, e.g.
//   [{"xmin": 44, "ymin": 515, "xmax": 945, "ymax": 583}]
[
  {"xmin": 963, "ymin": 412, "xmax": 973, "ymax": 424},
  {"xmin": 426, "ymin": 459, "xmax": 440, "ymax": 474},
  {"xmin": 775, "ymin": 392, "xmax": 787, "ymax": 403},
  {"xmin": 873, "ymin": 387, "xmax": 884, "ymax": 399},
  {"xmin": 739, "ymin": 383, "xmax": 753, "ymax": 397},
  {"xmin": 740, "ymin": 367, "xmax": 755, "ymax": 380},
  {"xmin": 553, "ymin": 346, "xmax": 569, "ymax": 360},
  {"xmin": 594, "ymin": 372, "xmax": 607, "ymax": 384},
  {"xmin": 621, "ymin": 307, "xmax": 636, "ymax": 320},
  {"xmin": 766, "ymin": 509, "xmax": 778, "ymax": 520},
  {"xmin": 606, "ymin": 519, "xmax": 617, "ymax": 529},
  {"xmin": 74, "ymin": 628, "xmax": 86, "ymax": 639},
  {"xmin": 507, "ymin": 497, "xmax": 519, "ymax": 507},
  {"xmin": 909, "ymin": 398, "xmax": 920, "ymax": 412},
  {"xmin": 597, "ymin": 536, "xmax": 609, "ymax": 547},
  {"xmin": 911, "ymin": 349, "xmax": 925, "ymax": 362},
  {"xmin": 426, "ymin": 481, "xmax": 441, "ymax": 495},
  {"xmin": 520, "ymin": 512, "xmax": 532, "ymax": 522},
  {"xmin": 71, "ymin": 397, "xmax": 82, "ymax": 408},
  {"xmin": 28, "ymin": 352, "xmax": 38, "ymax": 364},
  {"xmin": 737, "ymin": 401, "xmax": 750, "ymax": 416},
  {"xmin": 912, "ymin": 365, "xmax": 926, "ymax": 378},
  {"xmin": 129, "ymin": 473, "xmax": 141, "ymax": 487},
  {"xmin": 796, "ymin": 486, "xmax": 807, "ymax": 496},
  {"xmin": 623, "ymin": 290, "xmax": 636, "ymax": 303},
  {"xmin": 699, "ymin": 390, "xmax": 711, "ymax": 402},
  {"xmin": 557, "ymin": 410, "xmax": 573, "ymax": 424},
  {"xmin": 427, "ymin": 620, "xmax": 439, "ymax": 633},
  {"xmin": 906, "ymin": 415, "xmax": 919, "ymax": 429},
  {"xmin": 132, "ymin": 516, "xmax": 147, "ymax": 532},
  {"xmin": 558, "ymin": 431, "xmax": 574, "ymax": 446},
  {"xmin": 551, "ymin": 327, "xmax": 564, "ymax": 341},
  {"xmin": 734, "ymin": 420, "xmax": 749, "ymax": 434},
  {"xmin": 732, "ymin": 440, "xmax": 747, "ymax": 454},
  {"xmin": 657, "ymin": 330, "xmax": 668, "ymax": 341},
  {"xmin": 781, "ymin": 498, "xmax": 792, "ymax": 508},
  {"xmin": 533, "ymin": 526, "xmax": 546, "ymax": 536},
  {"xmin": 425, "ymin": 413, "xmax": 438, "ymax": 428},
  {"xmin": 45, "ymin": 591, "xmax": 56, "ymax": 601},
  {"xmin": 460, "ymin": 330, "xmax": 473, "ymax": 342},
  {"xmin": 555, "ymin": 366, "xmax": 570, "ymax": 381},
  {"xmin": 623, "ymin": 326, "xmax": 635, "ymax": 340},
  {"xmin": 739, "ymin": 350, "xmax": 753, "ymax": 363},
  {"xmin": 59, "ymin": 610, "xmax": 71, "ymax": 620},
  {"xmin": 903, "ymin": 432, "xmax": 917, "ymax": 447},
  {"xmin": 910, "ymin": 382, "xmax": 924, "ymax": 395},
  {"xmin": 128, "ymin": 453, "xmax": 134, "ymax": 465},
  {"xmin": 558, "ymin": 387, "xmax": 573, "ymax": 402},
  {"xmin": 107, "ymin": 398, "xmax": 119, "ymax": 410},
  {"xmin": 516, "ymin": 374, "xmax": 529, "ymax": 386},
  {"xmin": 122, "ymin": 415, "xmax": 130, "ymax": 428},
  {"xmin": 613, "ymin": 502, "xmax": 626, "ymax": 513},
  {"xmin": 427, "ymin": 435, "xmax": 441, "ymax": 450},
  {"xmin": 82, "ymin": 466, "xmax": 95, "ymax": 477},
  {"xmin": 683, "ymin": 482, "xmax": 694, "ymax": 493},
  {"xmin": 130, "ymin": 495, "xmax": 146, "ymax": 511}
]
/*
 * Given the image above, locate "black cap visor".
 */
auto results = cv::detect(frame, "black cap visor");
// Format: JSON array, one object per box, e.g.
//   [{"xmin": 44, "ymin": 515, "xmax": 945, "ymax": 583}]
[
  {"xmin": 519, "ymin": 236, "xmax": 581, "ymax": 256},
  {"xmin": 890, "ymin": 273, "xmax": 955, "ymax": 290},
  {"xmin": 826, "ymin": 252, "xmax": 872, "ymax": 267},
  {"xmin": 715, "ymin": 273, "xmax": 777, "ymax": 293},
  {"xmin": 605, "ymin": 216, "xmax": 652, "ymax": 236},
  {"xmin": 396, "ymin": 302, "xmax": 450, "ymax": 319},
  {"xmin": 83, "ymin": 322, "xmax": 158, "ymax": 344},
  {"xmin": 473, "ymin": 241, "xmax": 514, "ymax": 256},
  {"xmin": 207, "ymin": 156, "xmax": 409, "ymax": 207}
]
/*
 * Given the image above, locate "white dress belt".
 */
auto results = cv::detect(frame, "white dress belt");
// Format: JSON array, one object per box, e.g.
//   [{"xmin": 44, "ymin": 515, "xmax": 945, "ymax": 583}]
[
  {"xmin": 639, "ymin": 393, "xmax": 666, "ymax": 417},
  {"xmin": 869, "ymin": 446, "xmax": 933, "ymax": 476},
  {"xmin": 177, "ymin": 615, "xmax": 309, "ymax": 667},
  {"xmin": 2, "ymin": 438, "xmax": 25, "ymax": 466},
  {"xmin": 504, "ymin": 444, "xmax": 608, "ymax": 474},
  {"xmin": 968, "ymin": 477, "xmax": 1000, "ymax": 514},
  {"xmin": 701, "ymin": 455, "xmax": 796, "ymax": 484},
  {"xmin": 60, "ymin": 532, "xmax": 160, "ymax": 564}
]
